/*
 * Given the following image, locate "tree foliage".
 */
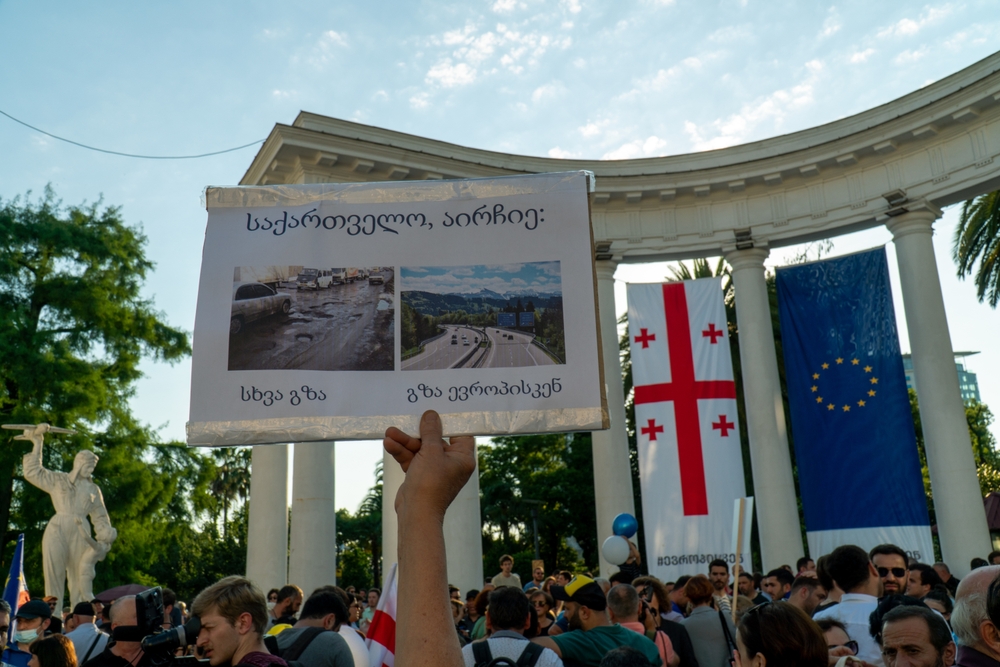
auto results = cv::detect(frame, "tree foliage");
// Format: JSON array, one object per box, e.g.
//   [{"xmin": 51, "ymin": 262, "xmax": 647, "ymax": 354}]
[
  {"xmin": 953, "ymin": 191, "xmax": 1000, "ymax": 307},
  {"xmin": 0, "ymin": 188, "xmax": 245, "ymax": 601},
  {"xmin": 478, "ymin": 433, "xmax": 596, "ymax": 576}
]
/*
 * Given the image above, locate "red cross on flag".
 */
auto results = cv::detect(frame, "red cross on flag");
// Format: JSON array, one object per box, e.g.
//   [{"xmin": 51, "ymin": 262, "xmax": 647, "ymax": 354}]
[{"xmin": 627, "ymin": 277, "xmax": 747, "ymax": 582}]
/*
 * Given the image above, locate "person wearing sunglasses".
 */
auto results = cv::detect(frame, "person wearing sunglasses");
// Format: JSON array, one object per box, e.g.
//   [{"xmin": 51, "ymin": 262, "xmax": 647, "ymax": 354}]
[
  {"xmin": 530, "ymin": 591, "xmax": 555, "ymax": 637},
  {"xmin": 816, "ymin": 618, "xmax": 860, "ymax": 660},
  {"xmin": 733, "ymin": 602, "xmax": 828, "ymax": 667},
  {"xmin": 870, "ymin": 544, "xmax": 910, "ymax": 598}
]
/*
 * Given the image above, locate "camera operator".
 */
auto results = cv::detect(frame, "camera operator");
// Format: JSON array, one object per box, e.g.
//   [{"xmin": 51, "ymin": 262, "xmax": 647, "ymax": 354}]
[
  {"xmin": 192, "ymin": 576, "xmax": 286, "ymax": 667},
  {"xmin": 81, "ymin": 597, "xmax": 147, "ymax": 667}
]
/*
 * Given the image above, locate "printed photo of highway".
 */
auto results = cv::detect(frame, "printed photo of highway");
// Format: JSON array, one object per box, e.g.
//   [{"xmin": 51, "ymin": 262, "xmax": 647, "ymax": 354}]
[
  {"xmin": 227, "ymin": 265, "xmax": 394, "ymax": 371},
  {"xmin": 400, "ymin": 262, "xmax": 565, "ymax": 370}
]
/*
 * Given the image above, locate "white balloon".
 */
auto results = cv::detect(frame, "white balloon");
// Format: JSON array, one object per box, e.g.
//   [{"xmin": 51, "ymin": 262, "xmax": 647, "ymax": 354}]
[{"xmin": 601, "ymin": 535, "xmax": 631, "ymax": 565}]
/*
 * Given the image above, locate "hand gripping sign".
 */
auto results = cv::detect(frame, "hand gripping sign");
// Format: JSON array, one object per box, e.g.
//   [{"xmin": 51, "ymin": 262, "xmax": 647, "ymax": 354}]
[{"xmin": 187, "ymin": 172, "xmax": 608, "ymax": 446}]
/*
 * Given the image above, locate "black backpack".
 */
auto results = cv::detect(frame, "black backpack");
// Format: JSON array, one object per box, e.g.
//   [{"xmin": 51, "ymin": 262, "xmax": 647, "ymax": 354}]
[
  {"xmin": 262, "ymin": 627, "xmax": 327, "ymax": 667},
  {"xmin": 471, "ymin": 640, "xmax": 545, "ymax": 667}
]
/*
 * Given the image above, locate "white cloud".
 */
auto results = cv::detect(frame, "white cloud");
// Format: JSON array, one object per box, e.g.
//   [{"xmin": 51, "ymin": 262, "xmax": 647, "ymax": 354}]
[
  {"xmin": 561, "ymin": 0, "xmax": 582, "ymax": 13},
  {"xmin": 894, "ymin": 46, "xmax": 929, "ymax": 64},
  {"xmin": 943, "ymin": 25, "xmax": 989, "ymax": 51},
  {"xmin": 876, "ymin": 4, "xmax": 954, "ymax": 38},
  {"xmin": 492, "ymin": 0, "xmax": 524, "ymax": 12},
  {"xmin": 531, "ymin": 82, "xmax": 564, "ymax": 103},
  {"xmin": 819, "ymin": 8, "xmax": 841, "ymax": 38},
  {"xmin": 302, "ymin": 30, "xmax": 349, "ymax": 67},
  {"xmin": 601, "ymin": 135, "xmax": 669, "ymax": 160},
  {"xmin": 849, "ymin": 48, "xmax": 876, "ymax": 63},
  {"xmin": 618, "ymin": 55, "xmax": 704, "ymax": 99},
  {"xmin": 409, "ymin": 92, "xmax": 430, "ymax": 109},
  {"xmin": 322, "ymin": 30, "xmax": 347, "ymax": 46},
  {"xmin": 547, "ymin": 147, "xmax": 579, "ymax": 158},
  {"xmin": 271, "ymin": 89, "xmax": 294, "ymax": 99},
  {"xmin": 683, "ymin": 60, "xmax": 822, "ymax": 151},
  {"xmin": 423, "ymin": 22, "xmax": 572, "ymax": 89},
  {"xmin": 426, "ymin": 60, "xmax": 478, "ymax": 87},
  {"xmin": 579, "ymin": 119, "xmax": 610, "ymax": 138},
  {"xmin": 372, "ymin": 90, "xmax": 389, "ymax": 101}
]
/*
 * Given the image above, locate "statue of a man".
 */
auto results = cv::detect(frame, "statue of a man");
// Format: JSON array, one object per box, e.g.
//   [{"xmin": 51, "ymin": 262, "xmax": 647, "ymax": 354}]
[{"xmin": 14, "ymin": 424, "xmax": 117, "ymax": 608}]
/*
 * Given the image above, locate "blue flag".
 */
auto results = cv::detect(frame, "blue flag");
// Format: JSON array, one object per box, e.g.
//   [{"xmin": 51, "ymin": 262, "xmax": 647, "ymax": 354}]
[
  {"xmin": 3, "ymin": 533, "xmax": 27, "ymax": 646},
  {"xmin": 776, "ymin": 248, "xmax": 933, "ymax": 561}
]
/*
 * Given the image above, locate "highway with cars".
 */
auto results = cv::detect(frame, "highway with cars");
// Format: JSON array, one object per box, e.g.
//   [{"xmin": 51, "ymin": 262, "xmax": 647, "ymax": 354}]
[
  {"xmin": 402, "ymin": 325, "xmax": 483, "ymax": 370},
  {"xmin": 478, "ymin": 328, "xmax": 556, "ymax": 368}
]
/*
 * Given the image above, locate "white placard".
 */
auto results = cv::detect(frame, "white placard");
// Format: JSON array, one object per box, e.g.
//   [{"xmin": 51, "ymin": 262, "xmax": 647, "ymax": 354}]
[{"xmin": 187, "ymin": 172, "xmax": 607, "ymax": 446}]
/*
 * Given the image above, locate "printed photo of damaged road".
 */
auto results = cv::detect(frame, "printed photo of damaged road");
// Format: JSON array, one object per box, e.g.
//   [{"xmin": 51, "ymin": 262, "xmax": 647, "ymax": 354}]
[{"xmin": 228, "ymin": 266, "xmax": 394, "ymax": 371}]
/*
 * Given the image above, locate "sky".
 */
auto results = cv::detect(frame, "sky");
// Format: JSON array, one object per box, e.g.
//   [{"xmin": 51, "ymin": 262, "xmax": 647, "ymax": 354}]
[
  {"xmin": 2, "ymin": 1, "xmax": 999, "ymax": 514},
  {"xmin": 401, "ymin": 261, "xmax": 563, "ymax": 295}
]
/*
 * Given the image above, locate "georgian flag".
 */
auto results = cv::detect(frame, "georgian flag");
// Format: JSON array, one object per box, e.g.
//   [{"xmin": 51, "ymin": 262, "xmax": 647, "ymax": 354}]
[
  {"xmin": 627, "ymin": 278, "xmax": 748, "ymax": 582},
  {"xmin": 366, "ymin": 563, "xmax": 397, "ymax": 667}
]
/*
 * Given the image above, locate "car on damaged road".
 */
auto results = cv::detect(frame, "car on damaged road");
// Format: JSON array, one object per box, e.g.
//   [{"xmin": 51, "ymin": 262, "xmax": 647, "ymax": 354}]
[{"xmin": 231, "ymin": 281, "xmax": 291, "ymax": 335}]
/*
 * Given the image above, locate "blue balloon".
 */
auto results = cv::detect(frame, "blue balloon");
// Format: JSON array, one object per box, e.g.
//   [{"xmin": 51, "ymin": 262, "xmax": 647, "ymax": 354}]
[{"xmin": 612, "ymin": 513, "xmax": 638, "ymax": 538}]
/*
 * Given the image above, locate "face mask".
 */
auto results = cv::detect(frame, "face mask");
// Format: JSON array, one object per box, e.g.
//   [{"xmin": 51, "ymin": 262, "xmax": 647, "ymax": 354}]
[
  {"xmin": 267, "ymin": 601, "xmax": 276, "ymax": 611},
  {"xmin": 15, "ymin": 628, "xmax": 39, "ymax": 644}
]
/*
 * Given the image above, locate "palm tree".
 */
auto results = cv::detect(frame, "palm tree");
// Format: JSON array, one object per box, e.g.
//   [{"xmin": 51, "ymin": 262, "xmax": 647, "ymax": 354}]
[
  {"xmin": 211, "ymin": 447, "xmax": 251, "ymax": 537},
  {"xmin": 953, "ymin": 191, "xmax": 1000, "ymax": 307}
]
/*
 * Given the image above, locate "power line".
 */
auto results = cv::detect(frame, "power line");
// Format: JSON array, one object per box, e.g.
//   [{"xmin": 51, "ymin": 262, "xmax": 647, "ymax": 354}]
[{"xmin": 0, "ymin": 108, "xmax": 265, "ymax": 160}]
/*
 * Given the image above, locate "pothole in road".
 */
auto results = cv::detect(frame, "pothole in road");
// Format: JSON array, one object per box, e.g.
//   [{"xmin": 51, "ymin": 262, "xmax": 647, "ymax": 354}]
[{"xmin": 296, "ymin": 334, "xmax": 314, "ymax": 343}]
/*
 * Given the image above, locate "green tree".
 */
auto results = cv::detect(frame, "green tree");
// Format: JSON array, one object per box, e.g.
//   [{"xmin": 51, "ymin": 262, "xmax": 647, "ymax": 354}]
[
  {"xmin": 0, "ymin": 187, "xmax": 190, "ymax": 578},
  {"xmin": 953, "ymin": 191, "xmax": 1000, "ymax": 307},
  {"xmin": 336, "ymin": 461, "xmax": 383, "ymax": 588},
  {"xmin": 210, "ymin": 447, "xmax": 252, "ymax": 536},
  {"xmin": 478, "ymin": 433, "xmax": 596, "ymax": 574}
]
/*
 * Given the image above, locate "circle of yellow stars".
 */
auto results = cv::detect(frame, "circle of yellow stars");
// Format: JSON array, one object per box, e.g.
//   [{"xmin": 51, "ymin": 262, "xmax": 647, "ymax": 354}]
[{"xmin": 809, "ymin": 356, "xmax": 878, "ymax": 414}]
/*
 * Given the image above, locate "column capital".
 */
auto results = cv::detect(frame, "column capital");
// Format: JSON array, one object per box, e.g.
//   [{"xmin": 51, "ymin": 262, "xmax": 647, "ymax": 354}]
[
  {"xmin": 724, "ymin": 246, "xmax": 770, "ymax": 273},
  {"xmin": 886, "ymin": 201, "xmax": 943, "ymax": 241},
  {"xmin": 595, "ymin": 259, "xmax": 619, "ymax": 281}
]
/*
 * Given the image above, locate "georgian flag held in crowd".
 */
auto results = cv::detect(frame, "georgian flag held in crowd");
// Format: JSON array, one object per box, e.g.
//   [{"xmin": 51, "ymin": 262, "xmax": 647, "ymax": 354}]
[
  {"xmin": 627, "ymin": 278, "xmax": 748, "ymax": 582},
  {"xmin": 366, "ymin": 563, "xmax": 397, "ymax": 667}
]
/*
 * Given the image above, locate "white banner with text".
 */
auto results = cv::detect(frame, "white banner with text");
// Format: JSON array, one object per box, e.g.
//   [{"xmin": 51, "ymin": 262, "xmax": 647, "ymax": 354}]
[{"xmin": 187, "ymin": 172, "xmax": 607, "ymax": 446}]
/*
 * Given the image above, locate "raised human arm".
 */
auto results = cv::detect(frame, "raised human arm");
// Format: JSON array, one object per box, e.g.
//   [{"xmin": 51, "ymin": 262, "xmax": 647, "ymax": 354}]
[
  {"xmin": 384, "ymin": 411, "xmax": 476, "ymax": 667},
  {"xmin": 21, "ymin": 432, "xmax": 58, "ymax": 493}
]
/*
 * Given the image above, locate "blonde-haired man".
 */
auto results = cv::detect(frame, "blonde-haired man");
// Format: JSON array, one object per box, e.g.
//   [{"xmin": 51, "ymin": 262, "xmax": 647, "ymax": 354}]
[{"xmin": 193, "ymin": 576, "xmax": 287, "ymax": 667}]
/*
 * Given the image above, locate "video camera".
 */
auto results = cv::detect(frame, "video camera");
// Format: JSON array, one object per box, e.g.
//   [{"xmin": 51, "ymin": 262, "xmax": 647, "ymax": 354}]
[{"xmin": 115, "ymin": 587, "xmax": 203, "ymax": 667}]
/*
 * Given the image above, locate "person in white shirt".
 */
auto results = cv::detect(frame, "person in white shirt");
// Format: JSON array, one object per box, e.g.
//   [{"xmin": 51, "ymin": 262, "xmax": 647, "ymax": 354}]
[
  {"xmin": 63, "ymin": 601, "xmax": 109, "ymax": 665},
  {"xmin": 813, "ymin": 545, "xmax": 884, "ymax": 666},
  {"xmin": 461, "ymin": 587, "xmax": 562, "ymax": 667}
]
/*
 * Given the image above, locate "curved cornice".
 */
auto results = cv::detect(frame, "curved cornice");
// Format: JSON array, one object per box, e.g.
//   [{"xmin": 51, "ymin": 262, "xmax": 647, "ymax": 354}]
[{"xmin": 242, "ymin": 50, "xmax": 1000, "ymax": 262}]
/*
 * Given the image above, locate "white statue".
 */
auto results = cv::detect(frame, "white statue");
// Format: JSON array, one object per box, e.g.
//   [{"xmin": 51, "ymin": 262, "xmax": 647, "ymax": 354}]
[{"xmin": 3, "ymin": 423, "xmax": 118, "ymax": 608}]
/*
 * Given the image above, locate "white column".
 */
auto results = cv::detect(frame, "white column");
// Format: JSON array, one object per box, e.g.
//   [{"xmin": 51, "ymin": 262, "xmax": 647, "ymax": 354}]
[
  {"xmin": 246, "ymin": 444, "xmax": 289, "ymax": 592},
  {"xmin": 888, "ymin": 207, "xmax": 991, "ymax": 576},
  {"xmin": 725, "ymin": 247, "xmax": 804, "ymax": 570},
  {"xmin": 288, "ymin": 441, "xmax": 337, "ymax": 595},
  {"xmin": 381, "ymin": 449, "xmax": 405, "ymax": 587},
  {"xmin": 592, "ymin": 260, "xmax": 637, "ymax": 577},
  {"xmin": 442, "ymin": 442, "xmax": 484, "ymax": 594}
]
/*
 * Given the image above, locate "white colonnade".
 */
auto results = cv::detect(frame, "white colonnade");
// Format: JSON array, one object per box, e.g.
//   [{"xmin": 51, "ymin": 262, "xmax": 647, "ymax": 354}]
[
  {"xmin": 888, "ymin": 207, "xmax": 993, "ymax": 568},
  {"xmin": 246, "ymin": 444, "xmax": 289, "ymax": 592},
  {"xmin": 242, "ymin": 52, "xmax": 1000, "ymax": 578},
  {"xmin": 381, "ymin": 445, "xmax": 485, "ymax": 592},
  {"xmin": 288, "ymin": 441, "xmax": 338, "ymax": 596},
  {"xmin": 725, "ymin": 247, "xmax": 805, "ymax": 570},
  {"xmin": 592, "ymin": 260, "xmax": 639, "ymax": 576}
]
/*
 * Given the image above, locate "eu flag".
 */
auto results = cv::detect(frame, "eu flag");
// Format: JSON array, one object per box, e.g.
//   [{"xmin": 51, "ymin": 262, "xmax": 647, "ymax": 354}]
[
  {"xmin": 776, "ymin": 248, "xmax": 933, "ymax": 561},
  {"xmin": 3, "ymin": 533, "xmax": 28, "ymax": 644}
]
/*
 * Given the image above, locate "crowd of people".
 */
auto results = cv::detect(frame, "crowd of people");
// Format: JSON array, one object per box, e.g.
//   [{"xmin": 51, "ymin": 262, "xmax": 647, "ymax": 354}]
[{"xmin": 7, "ymin": 410, "xmax": 1000, "ymax": 667}]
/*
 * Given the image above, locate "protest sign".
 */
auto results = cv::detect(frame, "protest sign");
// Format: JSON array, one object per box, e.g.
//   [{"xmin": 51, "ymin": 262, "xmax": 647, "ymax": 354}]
[{"xmin": 187, "ymin": 171, "xmax": 607, "ymax": 446}]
